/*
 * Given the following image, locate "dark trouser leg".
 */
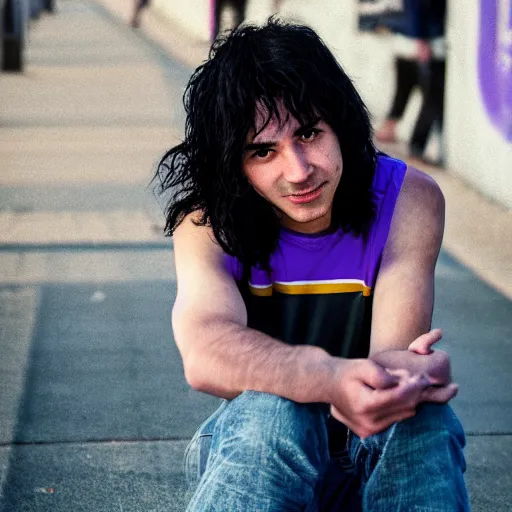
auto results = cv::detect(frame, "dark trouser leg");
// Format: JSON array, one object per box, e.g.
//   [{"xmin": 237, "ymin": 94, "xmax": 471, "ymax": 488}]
[
  {"xmin": 231, "ymin": 0, "xmax": 247, "ymax": 28},
  {"xmin": 387, "ymin": 57, "xmax": 418, "ymax": 120},
  {"xmin": 410, "ymin": 59, "xmax": 446, "ymax": 156},
  {"xmin": 214, "ymin": 0, "xmax": 246, "ymax": 39},
  {"xmin": 213, "ymin": 0, "xmax": 228, "ymax": 40}
]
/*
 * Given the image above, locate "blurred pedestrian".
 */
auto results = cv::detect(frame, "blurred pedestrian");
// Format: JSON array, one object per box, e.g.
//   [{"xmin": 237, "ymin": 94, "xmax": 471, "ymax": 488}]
[
  {"xmin": 375, "ymin": 0, "xmax": 447, "ymax": 165},
  {"xmin": 213, "ymin": 0, "xmax": 248, "ymax": 41},
  {"xmin": 131, "ymin": 0, "xmax": 150, "ymax": 28},
  {"xmin": 157, "ymin": 18, "xmax": 469, "ymax": 511}
]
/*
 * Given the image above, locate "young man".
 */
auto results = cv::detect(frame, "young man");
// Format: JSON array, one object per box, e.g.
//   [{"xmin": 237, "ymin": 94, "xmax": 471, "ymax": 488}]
[{"xmin": 157, "ymin": 19, "xmax": 469, "ymax": 511}]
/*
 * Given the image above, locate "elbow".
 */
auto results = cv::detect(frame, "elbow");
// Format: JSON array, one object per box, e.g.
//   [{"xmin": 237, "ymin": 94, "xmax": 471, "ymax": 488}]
[
  {"xmin": 172, "ymin": 307, "xmax": 240, "ymax": 397},
  {"xmin": 182, "ymin": 351, "xmax": 209, "ymax": 392},
  {"xmin": 175, "ymin": 331, "xmax": 215, "ymax": 393},
  {"xmin": 172, "ymin": 307, "xmax": 205, "ymax": 390},
  {"xmin": 178, "ymin": 332, "xmax": 238, "ymax": 398},
  {"xmin": 174, "ymin": 328, "xmax": 208, "ymax": 391}
]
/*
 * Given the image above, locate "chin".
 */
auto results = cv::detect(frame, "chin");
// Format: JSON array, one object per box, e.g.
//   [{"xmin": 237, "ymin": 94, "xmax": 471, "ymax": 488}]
[
  {"xmin": 293, "ymin": 204, "xmax": 330, "ymax": 221},
  {"xmin": 282, "ymin": 206, "xmax": 332, "ymax": 231}
]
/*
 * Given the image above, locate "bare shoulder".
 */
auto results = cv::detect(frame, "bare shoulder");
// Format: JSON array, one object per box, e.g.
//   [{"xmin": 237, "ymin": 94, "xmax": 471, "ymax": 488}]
[
  {"xmin": 385, "ymin": 165, "xmax": 445, "ymax": 259},
  {"xmin": 171, "ymin": 211, "xmax": 235, "ymax": 305},
  {"xmin": 173, "ymin": 210, "xmax": 212, "ymax": 244},
  {"xmin": 171, "ymin": 210, "xmax": 247, "ymax": 341},
  {"xmin": 173, "ymin": 211, "xmax": 224, "ymax": 266},
  {"xmin": 399, "ymin": 165, "xmax": 445, "ymax": 215}
]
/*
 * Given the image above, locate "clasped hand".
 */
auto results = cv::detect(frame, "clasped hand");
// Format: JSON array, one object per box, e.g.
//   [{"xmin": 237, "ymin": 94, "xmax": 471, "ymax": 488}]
[{"xmin": 329, "ymin": 329, "xmax": 458, "ymax": 439}]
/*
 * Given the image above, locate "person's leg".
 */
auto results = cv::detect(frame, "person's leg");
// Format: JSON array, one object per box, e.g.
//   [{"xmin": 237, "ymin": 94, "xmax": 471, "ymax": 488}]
[
  {"xmin": 213, "ymin": 0, "xmax": 225, "ymax": 40},
  {"xmin": 348, "ymin": 403, "xmax": 470, "ymax": 511},
  {"xmin": 376, "ymin": 58, "xmax": 418, "ymax": 143},
  {"xmin": 388, "ymin": 58, "xmax": 418, "ymax": 120},
  {"xmin": 432, "ymin": 59, "xmax": 446, "ymax": 164},
  {"xmin": 409, "ymin": 59, "xmax": 446, "ymax": 158},
  {"xmin": 316, "ymin": 415, "xmax": 363, "ymax": 510},
  {"xmin": 183, "ymin": 400, "xmax": 229, "ymax": 498},
  {"xmin": 184, "ymin": 391, "xmax": 330, "ymax": 511},
  {"xmin": 231, "ymin": 0, "xmax": 247, "ymax": 29},
  {"xmin": 131, "ymin": 0, "xmax": 149, "ymax": 28}
]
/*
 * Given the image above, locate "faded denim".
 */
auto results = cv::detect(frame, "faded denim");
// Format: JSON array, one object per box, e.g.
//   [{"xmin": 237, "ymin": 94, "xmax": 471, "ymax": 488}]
[{"xmin": 184, "ymin": 391, "xmax": 469, "ymax": 511}]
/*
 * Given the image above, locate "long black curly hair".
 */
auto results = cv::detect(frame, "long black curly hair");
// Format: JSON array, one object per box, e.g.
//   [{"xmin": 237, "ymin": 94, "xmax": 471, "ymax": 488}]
[{"xmin": 156, "ymin": 18, "xmax": 377, "ymax": 271}]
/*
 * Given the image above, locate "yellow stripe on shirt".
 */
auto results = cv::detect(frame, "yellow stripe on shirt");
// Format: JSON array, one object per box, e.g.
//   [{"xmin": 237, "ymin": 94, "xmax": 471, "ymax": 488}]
[{"xmin": 248, "ymin": 281, "xmax": 371, "ymax": 297}]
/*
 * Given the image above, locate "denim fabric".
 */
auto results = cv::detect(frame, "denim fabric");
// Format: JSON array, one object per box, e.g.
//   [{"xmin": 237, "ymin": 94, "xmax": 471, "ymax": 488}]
[
  {"xmin": 348, "ymin": 403, "xmax": 469, "ymax": 511},
  {"xmin": 184, "ymin": 393, "xmax": 469, "ymax": 511}
]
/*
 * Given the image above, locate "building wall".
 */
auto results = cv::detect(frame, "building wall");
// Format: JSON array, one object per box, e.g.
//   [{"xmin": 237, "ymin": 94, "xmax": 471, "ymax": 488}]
[
  {"xmin": 152, "ymin": 0, "xmax": 512, "ymax": 209},
  {"xmin": 444, "ymin": 0, "xmax": 512, "ymax": 209},
  {"xmin": 152, "ymin": 0, "xmax": 210, "ymax": 40}
]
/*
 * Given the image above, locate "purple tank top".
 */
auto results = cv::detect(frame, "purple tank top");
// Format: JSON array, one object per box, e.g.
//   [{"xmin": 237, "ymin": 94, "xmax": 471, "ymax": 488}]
[{"xmin": 224, "ymin": 154, "xmax": 407, "ymax": 358}]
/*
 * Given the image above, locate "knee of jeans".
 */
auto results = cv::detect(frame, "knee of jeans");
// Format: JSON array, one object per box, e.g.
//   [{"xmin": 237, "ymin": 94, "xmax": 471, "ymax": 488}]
[
  {"xmin": 220, "ymin": 391, "xmax": 329, "ymax": 460},
  {"xmin": 415, "ymin": 403, "xmax": 466, "ymax": 445},
  {"xmin": 417, "ymin": 404, "xmax": 469, "ymax": 476}
]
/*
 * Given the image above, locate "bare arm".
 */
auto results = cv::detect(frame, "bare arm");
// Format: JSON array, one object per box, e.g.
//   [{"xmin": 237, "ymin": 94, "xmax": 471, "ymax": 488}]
[
  {"xmin": 172, "ymin": 213, "xmax": 339, "ymax": 404},
  {"xmin": 369, "ymin": 167, "xmax": 456, "ymax": 394},
  {"xmin": 329, "ymin": 167, "xmax": 457, "ymax": 435}
]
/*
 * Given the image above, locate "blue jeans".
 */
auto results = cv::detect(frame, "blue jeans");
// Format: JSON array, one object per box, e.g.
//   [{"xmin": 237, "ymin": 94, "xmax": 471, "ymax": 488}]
[{"xmin": 184, "ymin": 391, "xmax": 470, "ymax": 511}]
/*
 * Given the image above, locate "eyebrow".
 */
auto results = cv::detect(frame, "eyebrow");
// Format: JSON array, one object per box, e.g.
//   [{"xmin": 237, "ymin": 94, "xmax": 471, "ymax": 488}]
[
  {"xmin": 244, "ymin": 118, "xmax": 322, "ymax": 152},
  {"xmin": 244, "ymin": 141, "xmax": 276, "ymax": 152}
]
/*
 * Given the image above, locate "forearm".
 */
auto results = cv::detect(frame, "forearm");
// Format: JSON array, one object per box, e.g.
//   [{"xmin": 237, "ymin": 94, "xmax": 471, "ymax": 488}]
[{"xmin": 179, "ymin": 320, "xmax": 336, "ymax": 404}]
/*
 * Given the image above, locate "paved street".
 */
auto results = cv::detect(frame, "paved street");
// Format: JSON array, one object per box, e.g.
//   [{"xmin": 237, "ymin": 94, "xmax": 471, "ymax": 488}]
[
  {"xmin": 0, "ymin": 1, "xmax": 511, "ymax": 510},
  {"xmin": 0, "ymin": 2, "xmax": 220, "ymax": 510}
]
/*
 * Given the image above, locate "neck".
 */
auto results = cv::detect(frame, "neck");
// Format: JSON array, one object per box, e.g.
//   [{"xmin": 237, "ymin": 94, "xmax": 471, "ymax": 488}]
[{"xmin": 280, "ymin": 212, "xmax": 332, "ymax": 234}]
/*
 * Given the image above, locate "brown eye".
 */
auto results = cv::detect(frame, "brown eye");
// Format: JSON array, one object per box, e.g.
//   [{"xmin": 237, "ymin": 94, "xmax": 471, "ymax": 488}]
[
  {"xmin": 300, "ymin": 128, "xmax": 320, "ymax": 141},
  {"xmin": 253, "ymin": 149, "xmax": 272, "ymax": 159}
]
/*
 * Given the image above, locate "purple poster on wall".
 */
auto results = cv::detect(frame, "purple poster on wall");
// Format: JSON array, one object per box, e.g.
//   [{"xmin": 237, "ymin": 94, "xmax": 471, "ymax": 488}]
[{"xmin": 478, "ymin": 0, "xmax": 512, "ymax": 141}]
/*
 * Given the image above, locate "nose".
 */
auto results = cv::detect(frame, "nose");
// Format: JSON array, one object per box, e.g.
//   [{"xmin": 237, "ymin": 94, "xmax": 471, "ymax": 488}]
[{"xmin": 281, "ymin": 144, "xmax": 312, "ymax": 184}]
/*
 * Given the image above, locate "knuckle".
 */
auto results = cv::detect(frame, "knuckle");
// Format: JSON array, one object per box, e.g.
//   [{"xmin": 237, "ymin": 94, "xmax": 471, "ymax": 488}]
[
  {"xmin": 358, "ymin": 359, "xmax": 374, "ymax": 375},
  {"xmin": 435, "ymin": 351, "xmax": 451, "ymax": 367},
  {"xmin": 360, "ymin": 422, "xmax": 375, "ymax": 438},
  {"xmin": 394, "ymin": 385, "xmax": 411, "ymax": 401},
  {"xmin": 356, "ymin": 401, "xmax": 370, "ymax": 416},
  {"xmin": 354, "ymin": 358, "xmax": 367, "ymax": 369},
  {"xmin": 359, "ymin": 429, "xmax": 370, "ymax": 439},
  {"xmin": 404, "ymin": 408, "xmax": 416, "ymax": 419},
  {"xmin": 406, "ymin": 395, "xmax": 421, "ymax": 409},
  {"xmin": 357, "ymin": 391, "xmax": 373, "ymax": 411}
]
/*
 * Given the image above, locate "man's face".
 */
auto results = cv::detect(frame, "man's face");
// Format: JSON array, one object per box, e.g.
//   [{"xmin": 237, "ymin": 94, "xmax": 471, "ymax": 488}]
[{"xmin": 243, "ymin": 105, "xmax": 343, "ymax": 234}]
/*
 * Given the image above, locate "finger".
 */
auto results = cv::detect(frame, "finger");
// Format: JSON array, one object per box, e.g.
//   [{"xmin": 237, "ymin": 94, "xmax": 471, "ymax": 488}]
[
  {"xmin": 330, "ymin": 405, "xmax": 345, "ymax": 424},
  {"xmin": 375, "ymin": 408, "xmax": 417, "ymax": 431},
  {"xmin": 385, "ymin": 368, "xmax": 435, "ymax": 386},
  {"xmin": 385, "ymin": 368, "xmax": 411, "ymax": 380},
  {"xmin": 408, "ymin": 329, "xmax": 443, "ymax": 355},
  {"xmin": 360, "ymin": 360, "xmax": 400, "ymax": 390},
  {"xmin": 424, "ymin": 350, "xmax": 452, "ymax": 386},
  {"xmin": 369, "ymin": 373, "xmax": 430, "ymax": 411},
  {"xmin": 359, "ymin": 409, "xmax": 417, "ymax": 439},
  {"xmin": 420, "ymin": 383, "xmax": 459, "ymax": 404}
]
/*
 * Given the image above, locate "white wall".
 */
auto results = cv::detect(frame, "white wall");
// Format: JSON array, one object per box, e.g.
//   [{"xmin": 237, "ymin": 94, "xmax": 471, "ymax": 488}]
[
  {"xmin": 152, "ymin": 0, "xmax": 210, "ymax": 40},
  {"xmin": 444, "ymin": 0, "xmax": 512, "ymax": 209},
  {"xmin": 153, "ymin": 0, "xmax": 512, "ymax": 209}
]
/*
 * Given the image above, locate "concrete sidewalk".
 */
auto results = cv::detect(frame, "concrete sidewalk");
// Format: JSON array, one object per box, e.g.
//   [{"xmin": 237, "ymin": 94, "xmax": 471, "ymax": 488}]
[{"xmin": 0, "ymin": 1, "xmax": 510, "ymax": 511}]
